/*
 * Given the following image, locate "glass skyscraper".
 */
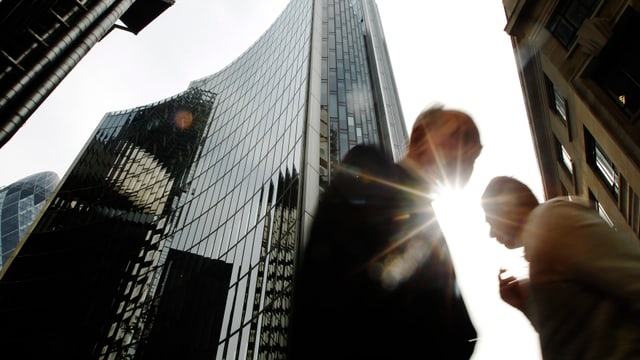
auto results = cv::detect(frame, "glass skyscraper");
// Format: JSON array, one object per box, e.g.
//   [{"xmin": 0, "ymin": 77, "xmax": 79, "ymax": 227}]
[
  {"xmin": 0, "ymin": 0, "xmax": 407, "ymax": 358},
  {"xmin": 0, "ymin": 171, "xmax": 59, "ymax": 270}
]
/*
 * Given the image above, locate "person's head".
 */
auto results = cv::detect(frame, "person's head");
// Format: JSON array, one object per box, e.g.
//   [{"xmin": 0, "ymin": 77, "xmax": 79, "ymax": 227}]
[
  {"xmin": 406, "ymin": 104, "xmax": 482, "ymax": 188},
  {"xmin": 480, "ymin": 176, "xmax": 540, "ymax": 249}
]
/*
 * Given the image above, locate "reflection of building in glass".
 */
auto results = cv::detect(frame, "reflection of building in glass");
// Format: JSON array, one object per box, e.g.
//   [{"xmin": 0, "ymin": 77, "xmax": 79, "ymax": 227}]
[
  {"xmin": 503, "ymin": 1, "xmax": 640, "ymax": 238},
  {"xmin": 0, "ymin": 171, "xmax": 59, "ymax": 269},
  {"xmin": 0, "ymin": 88, "xmax": 216, "ymax": 358},
  {"xmin": 0, "ymin": 0, "xmax": 407, "ymax": 358},
  {"xmin": 0, "ymin": 0, "xmax": 174, "ymax": 148}
]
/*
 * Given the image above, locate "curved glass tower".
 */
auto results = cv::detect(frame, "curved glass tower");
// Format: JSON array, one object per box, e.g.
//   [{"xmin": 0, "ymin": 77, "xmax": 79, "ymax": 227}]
[
  {"xmin": 0, "ymin": 171, "xmax": 59, "ymax": 269},
  {"xmin": 0, "ymin": 0, "xmax": 406, "ymax": 358}
]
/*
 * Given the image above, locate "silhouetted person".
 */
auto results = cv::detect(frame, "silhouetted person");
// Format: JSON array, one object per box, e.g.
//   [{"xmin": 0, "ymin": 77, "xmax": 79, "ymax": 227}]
[
  {"xmin": 481, "ymin": 176, "xmax": 640, "ymax": 360},
  {"xmin": 288, "ymin": 105, "xmax": 481, "ymax": 359}
]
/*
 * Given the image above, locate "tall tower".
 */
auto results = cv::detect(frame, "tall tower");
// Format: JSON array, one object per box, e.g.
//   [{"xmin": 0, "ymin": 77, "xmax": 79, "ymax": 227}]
[
  {"xmin": 0, "ymin": 171, "xmax": 59, "ymax": 269},
  {"xmin": 503, "ymin": 0, "xmax": 640, "ymax": 237},
  {"xmin": 0, "ymin": 0, "xmax": 174, "ymax": 148},
  {"xmin": 0, "ymin": 0, "xmax": 407, "ymax": 358}
]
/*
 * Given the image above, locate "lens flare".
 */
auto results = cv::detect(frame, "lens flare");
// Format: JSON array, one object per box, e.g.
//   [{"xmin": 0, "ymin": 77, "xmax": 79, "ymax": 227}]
[
  {"xmin": 338, "ymin": 163, "xmax": 448, "ymax": 289},
  {"xmin": 174, "ymin": 110, "xmax": 193, "ymax": 129}
]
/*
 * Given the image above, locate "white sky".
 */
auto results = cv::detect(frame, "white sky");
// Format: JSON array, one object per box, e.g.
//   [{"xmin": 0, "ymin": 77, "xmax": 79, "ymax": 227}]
[{"xmin": 0, "ymin": 1, "xmax": 544, "ymax": 359}]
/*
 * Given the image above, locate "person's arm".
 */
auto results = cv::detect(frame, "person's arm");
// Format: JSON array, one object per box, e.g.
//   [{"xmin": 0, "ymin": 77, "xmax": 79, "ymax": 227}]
[
  {"xmin": 498, "ymin": 269, "xmax": 527, "ymax": 309},
  {"xmin": 498, "ymin": 269, "xmax": 537, "ymax": 327}
]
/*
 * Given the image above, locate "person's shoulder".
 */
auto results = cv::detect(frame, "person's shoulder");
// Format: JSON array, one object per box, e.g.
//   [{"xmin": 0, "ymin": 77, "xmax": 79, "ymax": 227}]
[
  {"xmin": 529, "ymin": 196, "xmax": 598, "ymax": 232},
  {"xmin": 328, "ymin": 145, "xmax": 396, "ymax": 201},
  {"xmin": 536, "ymin": 196, "xmax": 588, "ymax": 212},
  {"xmin": 527, "ymin": 197, "xmax": 570, "ymax": 228},
  {"xmin": 338, "ymin": 145, "xmax": 394, "ymax": 178},
  {"xmin": 523, "ymin": 197, "xmax": 590, "ymax": 260},
  {"xmin": 342, "ymin": 144, "xmax": 389, "ymax": 167}
]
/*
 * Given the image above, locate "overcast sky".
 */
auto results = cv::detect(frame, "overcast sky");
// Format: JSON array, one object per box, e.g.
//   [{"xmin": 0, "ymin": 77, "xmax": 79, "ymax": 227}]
[{"xmin": 0, "ymin": 1, "xmax": 543, "ymax": 358}]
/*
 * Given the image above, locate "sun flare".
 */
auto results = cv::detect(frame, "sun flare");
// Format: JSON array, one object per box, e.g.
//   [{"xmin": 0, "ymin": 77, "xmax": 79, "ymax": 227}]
[
  {"xmin": 433, "ymin": 184, "xmax": 529, "ymax": 280},
  {"xmin": 432, "ymin": 185, "xmax": 480, "ymax": 228},
  {"xmin": 432, "ymin": 184, "xmax": 489, "ymax": 262}
]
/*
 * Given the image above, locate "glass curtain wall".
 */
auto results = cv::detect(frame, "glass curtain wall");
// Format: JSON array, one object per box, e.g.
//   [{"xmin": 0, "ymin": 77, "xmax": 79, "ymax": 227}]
[
  {"xmin": 0, "ymin": 171, "xmax": 59, "ymax": 269},
  {"xmin": 0, "ymin": 0, "xmax": 407, "ymax": 359}
]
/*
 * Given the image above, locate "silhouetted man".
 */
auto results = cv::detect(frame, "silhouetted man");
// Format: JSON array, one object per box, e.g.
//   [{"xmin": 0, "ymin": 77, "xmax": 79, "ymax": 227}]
[{"xmin": 288, "ymin": 105, "xmax": 481, "ymax": 359}]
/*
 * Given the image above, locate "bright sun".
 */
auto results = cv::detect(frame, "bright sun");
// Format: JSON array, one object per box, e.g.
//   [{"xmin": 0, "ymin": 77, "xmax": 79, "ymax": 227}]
[
  {"xmin": 432, "ymin": 184, "xmax": 529, "ymax": 280},
  {"xmin": 432, "ymin": 186, "xmax": 482, "ymax": 232}
]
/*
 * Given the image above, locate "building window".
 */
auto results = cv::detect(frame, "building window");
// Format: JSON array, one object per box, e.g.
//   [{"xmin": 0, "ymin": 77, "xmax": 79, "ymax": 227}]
[
  {"xmin": 591, "ymin": 8, "xmax": 640, "ymax": 121},
  {"xmin": 589, "ymin": 190, "xmax": 615, "ymax": 227},
  {"xmin": 555, "ymin": 136, "xmax": 573, "ymax": 175},
  {"xmin": 585, "ymin": 130, "xmax": 619, "ymax": 197},
  {"xmin": 596, "ymin": 202, "xmax": 613, "ymax": 227},
  {"xmin": 546, "ymin": 0, "xmax": 599, "ymax": 48},
  {"xmin": 547, "ymin": 77, "xmax": 569, "ymax": 123},
  {"xmin": 596, "ymin": 199, "xmax": 615, "ymax": 227},
  {"xmin": 629, "ymin": 190, "xmax": 640, "ymax": 236},
  {"xmin": 560, "ymin": 144, "xmax": 573, "ymax": 174},
  {"xmin": 594, "ymin": 143, "xmax": 619, "ymax": 196}
]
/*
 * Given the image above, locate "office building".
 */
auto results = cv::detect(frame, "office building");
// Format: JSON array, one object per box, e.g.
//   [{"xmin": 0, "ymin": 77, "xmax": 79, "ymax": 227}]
[
  {"xmin": 503, "ymin": 0, "xmax": 640, "ymax": 235},
  {"xmin": 0, "ymin": 0, "xmax": 175, "ymax": 148},
  {"xmin": 0, "ymin": 171, "xmax": 59, "ymax": 270},
  {"xmin": 0, "ymin": 0, "xmax": 407, "ymax": 358}
]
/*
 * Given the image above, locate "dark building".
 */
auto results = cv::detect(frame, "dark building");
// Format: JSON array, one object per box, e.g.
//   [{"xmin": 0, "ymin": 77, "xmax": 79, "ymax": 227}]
[
  {"xmin": 503, "ymin": 0, "xmax": 640, "ymax": 235},
  {"xmin": 0, "ymin": 171, "xmax": 59, "ymax": 270},
  {"xmin": 0, "ymin": 0, "xmax": 407, "ymax": 358},
  {"xmin": 0, "ymin": 0, "xmax": 174, "ymax": 149}
]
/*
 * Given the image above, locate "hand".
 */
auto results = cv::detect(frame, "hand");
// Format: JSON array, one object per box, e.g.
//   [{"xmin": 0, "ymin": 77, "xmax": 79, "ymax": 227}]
[{"xmin": 498, "ymin": 268, "xmax": 529, "ymax": 310}]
